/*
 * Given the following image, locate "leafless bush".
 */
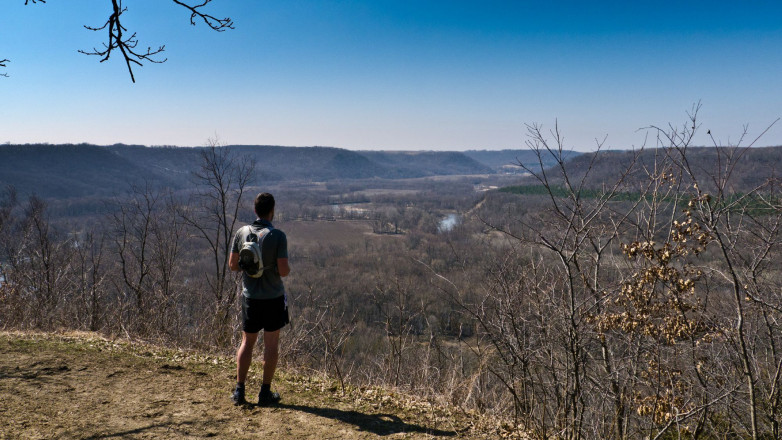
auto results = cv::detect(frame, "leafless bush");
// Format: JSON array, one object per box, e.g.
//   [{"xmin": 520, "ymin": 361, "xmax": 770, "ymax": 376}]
[{"xmin": 431, "ymin": 108, "xmax": 782, "ymax": 439}]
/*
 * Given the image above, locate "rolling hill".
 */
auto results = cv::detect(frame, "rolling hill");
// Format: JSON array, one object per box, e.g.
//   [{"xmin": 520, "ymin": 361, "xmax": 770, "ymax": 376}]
[{"xmin": 0, "ymin": 144, "xmax": 497, "ymax": 199}]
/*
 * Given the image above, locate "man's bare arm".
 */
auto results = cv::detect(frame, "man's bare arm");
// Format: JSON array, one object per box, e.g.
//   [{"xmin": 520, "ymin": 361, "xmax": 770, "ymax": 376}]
[
  {"xmin": 229, "ymin": 252, "xmax": 240, "ymax": 272},
  {"xmin": 277, "ymin": 258, "xmax": 290, "ymax": 277}
]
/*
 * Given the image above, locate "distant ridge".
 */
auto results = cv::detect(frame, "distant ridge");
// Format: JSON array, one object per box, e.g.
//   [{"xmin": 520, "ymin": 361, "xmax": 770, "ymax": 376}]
[
  {"xmin": 0, "ymin": 143, "xmax": 494, "ymax": 198},
  {"xmin": 518, "ymin": 145, "xmax": 782, "ymax": 194},
  {"xmin": 358, "ymin": 150, "xmax": 493, "ymax": 178}
]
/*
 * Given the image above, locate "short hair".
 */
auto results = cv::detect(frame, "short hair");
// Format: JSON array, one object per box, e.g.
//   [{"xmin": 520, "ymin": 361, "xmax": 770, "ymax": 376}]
[{"xmin": 254, "ymin": 193, "xmax": 275, "ymax": 218}]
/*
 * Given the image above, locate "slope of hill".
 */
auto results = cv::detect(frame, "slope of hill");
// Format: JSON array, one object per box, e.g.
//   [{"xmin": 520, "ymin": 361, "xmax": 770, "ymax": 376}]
[
  {"xmin": 463, "ymin": 149, "xmax": 582, "ymax": 172},
  {"xmin": 0, "ymin": 144, "xmax": 495, "ymax": 199},
  {"xmin": 514, "ymin": 146, "xmax": 782, "ymax": 194},
  {"xmin": 107, "ymin": 144, "xmax": 205, "ymax": 180},
  {"xmin": 358, "ymin": 151, "xmax": 493, "ymax": 177},
  {"xmin": 0, "ymin": 144, "xmax": 177, "ymax": 198},
  {"xmin": 230, "ymin": 145, "xmax": 390, "ymax": 181},
  {"xmin": 0, "ymin": 331, "xmax": 503, "ymax": 439}
]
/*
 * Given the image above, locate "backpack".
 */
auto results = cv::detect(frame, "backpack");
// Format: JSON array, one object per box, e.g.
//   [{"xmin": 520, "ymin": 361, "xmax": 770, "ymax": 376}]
[{"xmin": 237, "ymin": 225, "xmax": 275, "ymax": 278}]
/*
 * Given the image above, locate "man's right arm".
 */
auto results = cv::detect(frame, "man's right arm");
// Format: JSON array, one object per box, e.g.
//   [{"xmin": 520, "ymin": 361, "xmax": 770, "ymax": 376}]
[
  {"xmin": 229, "ymin": 252, "xmax": 240, "ymax": 272},
  {"xmin": 229, "ymin": 228, "xmax": 241, "ymax": 272}
]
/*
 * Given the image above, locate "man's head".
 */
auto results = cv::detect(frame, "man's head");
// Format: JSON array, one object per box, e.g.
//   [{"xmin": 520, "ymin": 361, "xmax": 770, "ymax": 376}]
[{"xmin": 254, "ymin": 192, "xmax": 275, "ymax": 220}]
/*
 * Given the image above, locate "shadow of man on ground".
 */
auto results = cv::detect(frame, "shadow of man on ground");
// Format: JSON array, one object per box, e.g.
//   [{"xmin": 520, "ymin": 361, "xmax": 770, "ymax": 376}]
[{"xmin": 278, "ymin": 403, "xmax": 458, "ymax": 437}]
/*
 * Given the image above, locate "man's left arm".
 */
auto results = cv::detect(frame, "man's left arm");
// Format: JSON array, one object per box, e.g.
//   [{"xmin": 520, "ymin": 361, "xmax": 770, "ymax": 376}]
[
  {"xmin": 277, "ymin": 258, "xmax": 290, "ymax": 277},
  {"xmin": 277, "ymin": 231, "xmax": 290, "ymax": 277}
]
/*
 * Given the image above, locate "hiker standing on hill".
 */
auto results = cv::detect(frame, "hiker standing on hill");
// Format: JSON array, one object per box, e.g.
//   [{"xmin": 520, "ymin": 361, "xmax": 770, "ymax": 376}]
[{"xmin": 229, "ymin": 192, "xmax": 290, "ymax": 405}]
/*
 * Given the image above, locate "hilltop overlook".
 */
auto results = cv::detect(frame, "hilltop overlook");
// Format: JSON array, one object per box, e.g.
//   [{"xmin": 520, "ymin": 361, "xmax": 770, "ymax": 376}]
[{"xmin": 0, "ymin": 331, "xmax": 510, "ymax": 439}]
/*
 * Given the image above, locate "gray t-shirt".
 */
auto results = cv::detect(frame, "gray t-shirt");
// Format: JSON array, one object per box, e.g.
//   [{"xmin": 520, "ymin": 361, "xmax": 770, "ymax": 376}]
[{"xmin": 231, "ymin": 219, "xmax": 288, "ymax": 300}]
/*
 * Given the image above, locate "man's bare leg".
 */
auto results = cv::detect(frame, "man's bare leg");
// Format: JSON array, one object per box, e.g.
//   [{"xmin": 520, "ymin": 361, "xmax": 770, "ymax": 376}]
[
  {"xmin": 262, "ymin": 329, "xmax": 280, "ymax": 385},
  {"xmin": 237, "ymin": 331, "xmax": 259, "ymax": 384}
]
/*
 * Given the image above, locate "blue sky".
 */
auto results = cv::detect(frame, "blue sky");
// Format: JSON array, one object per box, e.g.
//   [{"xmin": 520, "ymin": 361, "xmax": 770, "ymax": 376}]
[{"xmin": 1, "ymin": 0, "xmax": 781, "ymax": 151}]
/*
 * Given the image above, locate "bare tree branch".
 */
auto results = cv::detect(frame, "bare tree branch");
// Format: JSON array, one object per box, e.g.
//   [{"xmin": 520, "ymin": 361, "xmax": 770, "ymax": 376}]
[
  {"xmin": 171, "ymin": 0, "xmax": 234, "ymax": 31},
  {"xmin": 5, "ymin": 0, "xmax": 233, "ymax": 81},
  {"xmin": 78, "ymin": 0, "xmax": 167, "ymax": 83},
  {"xmin": 75, "ymin": 0, "xmax": 232, "ymax": 83}
]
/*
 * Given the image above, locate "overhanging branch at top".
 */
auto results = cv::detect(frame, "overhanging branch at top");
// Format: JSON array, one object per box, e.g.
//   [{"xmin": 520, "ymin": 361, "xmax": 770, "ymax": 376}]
[{"xmin": 4, "ymin": 0, "xmax": 234, "ymax": 82}]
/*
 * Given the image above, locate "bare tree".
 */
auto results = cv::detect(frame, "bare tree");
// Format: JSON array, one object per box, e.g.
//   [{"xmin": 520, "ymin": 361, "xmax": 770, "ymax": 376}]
[
  {"xmin": 419, "ymin": 109, "xmax": 782, "ymax": 439},
  {"xmin": 107, "ymin": 184, "xmax": 190, "ymax": 339},
  {"xmin": 372, "ymin": 273, "xmax": 421, "ymax": 387},
  {"xmin": 109, "ymin": 184, "xmax": 157, "ymax": 331},
  {"xmin": 0, "ymin": 186, "xmax": 18, "ymax": 260},
  {"xmin": 74, "ymin": 230, "xmax": 107, "ymax": 332},
  {"xmin": 181, "ymin": 139, "xmax": 255, "ymax": 345},
  {"xmin": 7, "ymin": 196, "xmax": 76, "ymax": 329},
  {"xmin": 0, "ymin": 186, "xmax": 20, "ymax": 326},
  {"xmin": 643, "ymin": 106, "xmax": 782, "ymax": 440},
  {"xmin": 148, "ymin": 194, "xmax": 185, "ymax": 337}
]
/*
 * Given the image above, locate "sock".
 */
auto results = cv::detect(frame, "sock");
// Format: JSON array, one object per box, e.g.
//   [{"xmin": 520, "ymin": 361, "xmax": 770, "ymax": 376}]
[
  {"xmin": 236, "ymin": 382, "xmax": 245, "ymax": 390},
  {"xmin": 261, "ymin": 384, "xmax": 271, "ymax": 394}
]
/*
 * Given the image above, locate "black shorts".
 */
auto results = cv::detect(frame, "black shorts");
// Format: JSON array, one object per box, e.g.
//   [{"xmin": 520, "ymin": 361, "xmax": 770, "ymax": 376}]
[{"xmin": 242, "ymin": 294, "xmax": 289, "ymax": 333}]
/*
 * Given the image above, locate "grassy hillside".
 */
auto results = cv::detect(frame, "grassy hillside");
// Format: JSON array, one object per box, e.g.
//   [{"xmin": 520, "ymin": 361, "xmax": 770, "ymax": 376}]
[{"xmin": 0, "ymin": 331, "xmax": 512, "ymax": 439}]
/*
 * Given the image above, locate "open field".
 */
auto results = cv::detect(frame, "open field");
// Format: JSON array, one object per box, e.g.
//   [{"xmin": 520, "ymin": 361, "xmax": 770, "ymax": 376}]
[{"xmin": 283, "ymin": 220, "xmax": 380, "ymax": 247}]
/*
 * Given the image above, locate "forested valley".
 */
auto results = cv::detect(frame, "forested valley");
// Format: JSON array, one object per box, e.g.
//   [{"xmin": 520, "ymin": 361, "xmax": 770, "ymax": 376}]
[{"xmin": 3, "ymin": 120, "xmax": 782, "ymax": 439}]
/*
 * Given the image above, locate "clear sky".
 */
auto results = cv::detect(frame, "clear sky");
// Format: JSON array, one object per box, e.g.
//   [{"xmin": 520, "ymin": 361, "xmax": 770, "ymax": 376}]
[{"xmin": 1, "ymin": 0, "xmax": 781, "ymax": 151}]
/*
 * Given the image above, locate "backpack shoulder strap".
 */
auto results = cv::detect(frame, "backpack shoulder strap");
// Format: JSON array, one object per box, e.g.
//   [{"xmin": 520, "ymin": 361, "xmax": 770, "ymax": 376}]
[
  {"xmin": 257, "ymin": 227, "xmax": 276, "ymax": 271},
  {"xmin": 244, "ymin": 224, "xmax": 271, "ymax": 239},
  {"xmin": 239, "ymin": 224, "xmax": 255, "ymax": 243}
]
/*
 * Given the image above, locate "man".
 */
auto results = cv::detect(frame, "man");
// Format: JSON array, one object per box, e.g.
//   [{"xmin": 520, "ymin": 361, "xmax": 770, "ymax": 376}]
[{"xmin": 229, "ymin": 192, "xmax": 290, "ymax": 405}]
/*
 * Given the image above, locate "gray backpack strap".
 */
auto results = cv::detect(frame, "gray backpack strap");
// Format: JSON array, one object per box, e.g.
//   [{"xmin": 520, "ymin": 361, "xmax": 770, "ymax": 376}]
[{"xmin": 242, "ymin": 224, "xmax": 252, "ymax": 239}]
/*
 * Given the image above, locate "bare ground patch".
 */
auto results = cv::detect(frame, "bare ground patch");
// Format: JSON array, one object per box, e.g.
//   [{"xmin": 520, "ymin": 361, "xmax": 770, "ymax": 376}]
[{"xmin": 0, "ymin": 332, "xmax": 494, "ymax": 439}]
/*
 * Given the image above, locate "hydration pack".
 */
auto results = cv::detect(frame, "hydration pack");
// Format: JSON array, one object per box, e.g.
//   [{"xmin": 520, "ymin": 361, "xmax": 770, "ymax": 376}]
[{"xmin": 238, "ymin": 225, "xmax": 274, "ymax": 278}]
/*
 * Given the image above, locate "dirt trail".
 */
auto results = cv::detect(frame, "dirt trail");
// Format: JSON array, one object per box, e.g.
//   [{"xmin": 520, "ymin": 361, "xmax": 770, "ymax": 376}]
[{"xmin": 0, "ymin": 332, "xmax": 479, "ymax": 440}]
